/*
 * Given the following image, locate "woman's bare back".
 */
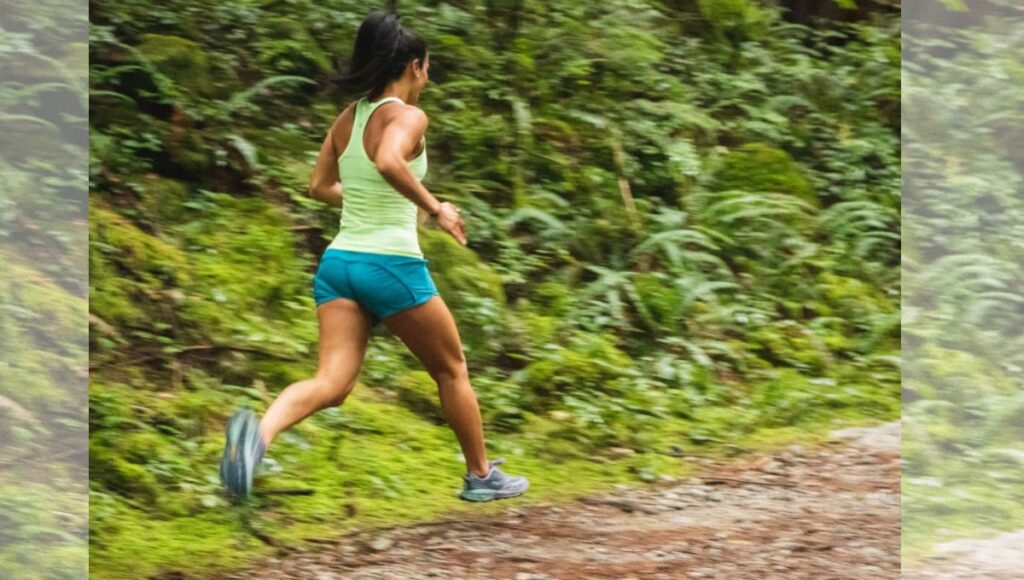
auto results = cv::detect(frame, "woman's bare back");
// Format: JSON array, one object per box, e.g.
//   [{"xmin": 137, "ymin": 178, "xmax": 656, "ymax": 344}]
[{"xmin": 330, "ymin": 100, "xmax": 426, "ymax": 165}]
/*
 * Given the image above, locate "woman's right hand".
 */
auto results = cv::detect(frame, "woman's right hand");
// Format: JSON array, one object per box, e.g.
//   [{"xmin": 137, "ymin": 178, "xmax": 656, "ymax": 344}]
[{"xmin": 434, "ymin": 201, "xmax": 467, "ymax": 245}]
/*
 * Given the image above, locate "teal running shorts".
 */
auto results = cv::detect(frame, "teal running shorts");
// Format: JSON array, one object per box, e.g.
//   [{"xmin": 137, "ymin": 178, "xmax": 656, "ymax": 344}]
[{"xmin": 312, "ymin": 249, "xmax": 440, "ymax": 325}]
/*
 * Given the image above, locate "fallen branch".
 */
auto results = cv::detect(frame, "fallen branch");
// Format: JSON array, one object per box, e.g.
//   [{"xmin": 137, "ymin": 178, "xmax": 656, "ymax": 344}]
[
  {"xmin": 261, "ymin": 488, "xmax": 316, "ymax": 496},
  {"xmin": 609, "ymin": 128, "xmax": 641, "ymax": 229},
  {"xmin": 93, "ymin": 343, "xmax": 302, "ymax": 369}
]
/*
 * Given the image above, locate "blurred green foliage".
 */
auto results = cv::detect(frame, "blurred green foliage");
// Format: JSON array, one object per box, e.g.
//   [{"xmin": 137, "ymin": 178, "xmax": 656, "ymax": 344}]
[
  {"xmin": 902, "ymin": 12, "xmax": 1024, "ymax": 557},
  {"xmin": 1, "ymin": 0, "xmax": 89, "ymax": 578},
  {"xmin": 87, "ymin": 0, "xmax": 899, "ymax": 576}
]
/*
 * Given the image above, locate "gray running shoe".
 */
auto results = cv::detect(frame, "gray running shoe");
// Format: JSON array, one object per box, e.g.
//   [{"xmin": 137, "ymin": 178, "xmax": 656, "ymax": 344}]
[
  {"xmin": 459, "ymin": 457, "xmax": 529, "ymax": 502},
  {"xmin": 219, "ymin": 408, "xmax": 265, "ymax": 499}
]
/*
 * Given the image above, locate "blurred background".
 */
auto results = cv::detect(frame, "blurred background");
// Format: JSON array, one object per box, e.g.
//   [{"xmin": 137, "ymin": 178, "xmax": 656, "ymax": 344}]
[{"xmin": 87, "ymin": 0, "xmax": 900, "ymax": 577}]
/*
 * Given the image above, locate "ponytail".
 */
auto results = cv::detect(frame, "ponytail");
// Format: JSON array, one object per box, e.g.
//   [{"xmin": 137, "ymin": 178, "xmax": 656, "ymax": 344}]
[{"xmin": 339, "ymin": 10, "xmax": 428, "ymax": 100}]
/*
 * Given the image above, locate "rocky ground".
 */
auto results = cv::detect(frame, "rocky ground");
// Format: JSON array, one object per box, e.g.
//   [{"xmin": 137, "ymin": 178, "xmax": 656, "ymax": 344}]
[{"xmin": 224, "ymin": 421, "xmax": 901, "ymax": 579}]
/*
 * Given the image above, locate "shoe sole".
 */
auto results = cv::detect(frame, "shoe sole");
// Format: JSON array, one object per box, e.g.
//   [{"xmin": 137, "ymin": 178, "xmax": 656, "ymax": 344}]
[
  {"xmin": 220, "ymin": 410, "xmax": 256, "ymax": 498},
  {"xmin": 220, "ymin": 412, "xmax": 242, "ymax": 496},
  {"xmin": 459, "ymin": 481, "xmax": 530, "ymax": 502}
]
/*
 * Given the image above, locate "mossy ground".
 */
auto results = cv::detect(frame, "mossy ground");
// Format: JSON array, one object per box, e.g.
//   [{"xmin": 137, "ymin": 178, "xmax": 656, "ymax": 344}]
[{"xmin": 89, "ymin": 378, "xmax": 894, "ymax": 579}]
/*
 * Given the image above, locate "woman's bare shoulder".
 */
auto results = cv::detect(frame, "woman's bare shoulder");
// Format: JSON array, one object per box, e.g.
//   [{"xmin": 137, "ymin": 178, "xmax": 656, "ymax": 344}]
[
  {"xmin": 327, "ymin": 101, "xmax": 360, "ymax": 153},
  {"xmin": 391, "ymin": 102, "xmax": 428, "ymax": 129}
]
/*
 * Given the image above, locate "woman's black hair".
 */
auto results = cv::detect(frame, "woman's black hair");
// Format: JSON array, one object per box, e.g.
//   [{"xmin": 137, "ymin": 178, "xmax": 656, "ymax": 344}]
[{"xmin": 339, "ymin": 10, "xmax": 428, "ymax": 101}]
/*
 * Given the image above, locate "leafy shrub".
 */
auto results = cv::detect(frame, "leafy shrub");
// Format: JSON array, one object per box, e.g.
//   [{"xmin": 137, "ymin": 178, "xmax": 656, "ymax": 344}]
[
  {"xmin": 697, "ymin": 0, "xmax": 774, "ymax": 44},
  {"xmin": 513, "ymin": 331, "xmax": 633, "ymax": 413}
]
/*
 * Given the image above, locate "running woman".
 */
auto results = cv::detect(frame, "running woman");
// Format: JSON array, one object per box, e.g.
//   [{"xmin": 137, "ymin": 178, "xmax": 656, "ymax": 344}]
[{"xmin": 219, "ymin": 10, "xmax": 529, "ymax": 503}]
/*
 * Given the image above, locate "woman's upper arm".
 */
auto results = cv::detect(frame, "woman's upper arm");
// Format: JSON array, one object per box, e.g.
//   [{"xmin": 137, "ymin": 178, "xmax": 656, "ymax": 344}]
[
  {"xmin": 374, "ymin": 106, "xmax": 428, "ymax": 170},
  {"xmin": 309, "ymin": 109, "xmax": 350, "ymax": 193},
  {"xmin": 309, "ymin": 125, "xmax": 339, "ymax": 193}
]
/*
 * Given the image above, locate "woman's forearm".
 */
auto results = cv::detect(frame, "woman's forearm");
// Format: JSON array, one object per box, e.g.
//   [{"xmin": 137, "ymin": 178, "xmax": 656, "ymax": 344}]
[{"xmin": 311, "ymin": 183, "xmax": 344, "ymax": 208}]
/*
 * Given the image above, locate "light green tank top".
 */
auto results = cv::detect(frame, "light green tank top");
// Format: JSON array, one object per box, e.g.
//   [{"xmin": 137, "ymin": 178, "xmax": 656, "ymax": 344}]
[{"xmin": 328, "ymin": 95, "xmax": 428, "ymax": 258}]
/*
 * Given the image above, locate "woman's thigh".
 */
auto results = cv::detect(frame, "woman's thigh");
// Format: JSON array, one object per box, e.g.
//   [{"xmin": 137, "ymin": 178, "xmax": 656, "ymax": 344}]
[
  {"xmin": 382, "ymin": 295, "xmax": 466, "ymax": 379},
  {"xmin": 315, "ymin": 298, "xmax": 373, "ymax": 386}
]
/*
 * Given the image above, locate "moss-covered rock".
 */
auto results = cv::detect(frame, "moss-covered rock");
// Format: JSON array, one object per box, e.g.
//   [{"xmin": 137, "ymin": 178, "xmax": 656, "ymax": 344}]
[
  {"xmin": 89, "ymin": 206, "xmax": 189, "ymax": 281},
  {"xmin": 136, "ymin": 34, "xmax": 215, "ymax": 97},
  {"xmin": 710, "ymin": 143, "xmax": 816, "ymax": 205},
  {"xmin": 89, "ymin": 202, "xmax": 190, "ymax": 326}
]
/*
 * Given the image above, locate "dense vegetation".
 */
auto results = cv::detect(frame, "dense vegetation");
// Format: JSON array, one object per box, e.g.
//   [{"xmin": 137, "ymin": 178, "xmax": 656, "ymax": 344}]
[
  {"xmin": 902, "ymin": 4, "xmax": 1024, "ymax": 557},
  {"xmin": 88, "ymin": 0, "xmax": 899, "ymax": 576}
]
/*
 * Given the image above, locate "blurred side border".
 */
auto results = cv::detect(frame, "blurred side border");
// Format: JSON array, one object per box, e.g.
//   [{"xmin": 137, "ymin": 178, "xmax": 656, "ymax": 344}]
[
  {"xmin": 0, "ymin": 0, "xmax": 89, "ymax": 578},
  {"xmin": 902, "ymin": 0, "xmax": 1024, "ymax": 570}
]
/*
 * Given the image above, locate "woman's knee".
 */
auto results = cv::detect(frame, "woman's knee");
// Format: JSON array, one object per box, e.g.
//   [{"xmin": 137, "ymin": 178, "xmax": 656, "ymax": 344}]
[
  {"xmin": 429, "ymin": 356, "xmax": 469, "ymax": 386},
  {"xmin": 314, "ymin": 375, "xmax": 355, "ymax": 407}
]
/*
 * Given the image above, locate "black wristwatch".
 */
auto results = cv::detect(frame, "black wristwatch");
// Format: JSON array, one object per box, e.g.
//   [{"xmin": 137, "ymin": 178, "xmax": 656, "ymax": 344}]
[{"xmin": 428, "ymin": 204, "xmax": 441, "ymax": 217}]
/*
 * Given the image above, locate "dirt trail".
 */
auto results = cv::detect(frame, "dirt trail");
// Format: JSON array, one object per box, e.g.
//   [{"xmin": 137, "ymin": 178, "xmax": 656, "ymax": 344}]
[{"xmin": 228, "ymin": 422, "xmax": 900, "ymax": 580}]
